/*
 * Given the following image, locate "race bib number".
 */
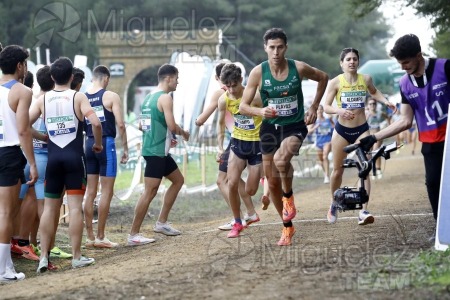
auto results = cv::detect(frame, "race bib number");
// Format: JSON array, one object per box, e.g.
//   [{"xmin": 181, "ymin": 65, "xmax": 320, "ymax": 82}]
[
  {"xmin": 140, "ymin": 114, "xmax": 151, "ymax": 132},
  {"xmin": 85, "ymin": 105, "xmax": 106, "ymax": 125},
  {"xmin": 47, "ymin": 115, "xmax": 76, "ymax": 137},
  {"xmin": 341, "ymin": 91, "xmax": 366, "ymax": 109},
  {"xmin": 234, "ymin": 115, "xmax": 255, "ymax": 130},
  {"xmin": 268, "ymin": 96, "xmax": 298, "ymax": 116}
]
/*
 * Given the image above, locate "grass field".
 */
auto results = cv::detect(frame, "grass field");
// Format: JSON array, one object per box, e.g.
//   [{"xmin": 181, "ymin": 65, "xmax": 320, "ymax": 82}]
[{"xmin": 115, "ymin": 152, "xmax": 222, "ymax": 191}]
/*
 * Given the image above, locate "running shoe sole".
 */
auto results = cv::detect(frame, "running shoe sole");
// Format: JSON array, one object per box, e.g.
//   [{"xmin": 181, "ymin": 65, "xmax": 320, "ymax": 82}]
[
  {"xmin": 127, "ymin": 239, "xmax": 155, "ymax": 246},
  {"xmin": 358, "ymin": 215, "xmax": 375, "ymax": 225}
]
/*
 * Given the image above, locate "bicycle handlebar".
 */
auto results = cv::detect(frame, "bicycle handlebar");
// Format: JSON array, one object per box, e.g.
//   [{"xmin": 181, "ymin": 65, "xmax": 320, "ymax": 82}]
[
  {"xmin": 343, "ymin": 143, "xmax": 360, "ymax": 154},
  {"xmin": 342, "ymin": 141, "xmax": 402, "ymax": 179}
]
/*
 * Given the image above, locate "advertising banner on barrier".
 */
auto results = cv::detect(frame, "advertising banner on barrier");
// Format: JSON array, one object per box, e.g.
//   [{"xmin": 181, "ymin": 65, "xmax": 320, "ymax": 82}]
[{"xmin": 435, "ymin": 106, "xmax": 450, "ymax": 251}]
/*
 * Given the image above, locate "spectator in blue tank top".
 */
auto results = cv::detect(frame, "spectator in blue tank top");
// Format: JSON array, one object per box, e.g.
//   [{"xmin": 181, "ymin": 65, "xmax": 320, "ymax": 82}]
[{"xmin": 308, "ymin": 104, "xmax": 334, "ymax": 184}]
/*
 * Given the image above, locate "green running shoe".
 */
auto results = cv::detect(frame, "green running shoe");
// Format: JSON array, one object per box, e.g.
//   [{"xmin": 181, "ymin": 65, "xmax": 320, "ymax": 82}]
[
  {"xmin": 50, "ymin": 246, "xmax": 73, "ymax": 259},
  {"xmin": 31, "ymin": 244, "xmax": 41, "ymax": 256}
]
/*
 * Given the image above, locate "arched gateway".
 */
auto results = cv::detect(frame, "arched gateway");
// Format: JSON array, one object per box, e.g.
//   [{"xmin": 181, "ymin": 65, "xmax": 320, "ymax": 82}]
[{"xmin": 96, "ymin": 29, "xmax": 221, "ymax": 113}]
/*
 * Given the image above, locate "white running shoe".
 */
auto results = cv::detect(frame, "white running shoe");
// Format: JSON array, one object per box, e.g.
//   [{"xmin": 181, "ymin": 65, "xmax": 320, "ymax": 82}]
[
  {"xmin": 218, "ymin": 218, "xmax": 248, "ymax": 230},
  {"xmin": 1, "ymin": 267, "xmax": 25, "ymax": 282},
  {"xmin": 36, "ymin": 256, "xmax": 48, "ymax": 274},
  {"xmin": 218, "ymin": 219, "xmax": 234, "ymax": 231},
  {"xmin": 324, "ymin": 176, "xmax": 330, "ymax": 184},
  {"xmin": 376, "ymin": 170, "xmax": 383, "ymax": 179},
  {"xmin": 127, "ymin": 234, "xmax": 155, "ymax": 246},
  {"xmin": 244, "ymin": 213, "xmax": 260, "ymax": 226},
  {"xmin": 85, "ymin": 238, "xmax": 95, "ymax": 248},
  {"xmin": 358, "ymin": 210, "xmax": 375, "ymax": 225},
  {"xmin": 72, "ymin": 256, "xmax": 95, "ymax": 269},
  {"xmin": 94, "ymin": 237, "xmax": 119, "ymax": 248},
  {"xmin": 327, "ymin": 203, "xmax": 338, "ymax": 224},
  {"xmin": 153, "ymin": 221, "xmax": 181, "ymax": 236}
]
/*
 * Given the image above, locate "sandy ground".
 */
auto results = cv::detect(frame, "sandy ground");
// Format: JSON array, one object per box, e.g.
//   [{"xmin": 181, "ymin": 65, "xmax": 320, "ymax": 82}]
[{"xmin": 0, "ymin": 142, "xmax": 443, "ymax": 299}]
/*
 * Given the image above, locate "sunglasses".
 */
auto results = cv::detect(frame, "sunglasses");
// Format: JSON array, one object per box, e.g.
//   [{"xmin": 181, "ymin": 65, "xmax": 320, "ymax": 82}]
[
  {"xmin": 369, "ymin": 103, "xmax": 376, "ymax": 105},
  {"xmin": 342, "ymin": 47, "xmax": 359, "ymax": 53}
]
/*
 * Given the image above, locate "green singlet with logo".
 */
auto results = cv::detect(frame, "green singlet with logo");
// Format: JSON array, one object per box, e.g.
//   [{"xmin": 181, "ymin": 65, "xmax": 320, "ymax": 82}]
[
  {"xmin": 260, "ymin": 59, "xmax": 305, "ymax": 125},
  {"xmin": 140, "ymin": 90, "xmax": 171, "ymax": 157}
]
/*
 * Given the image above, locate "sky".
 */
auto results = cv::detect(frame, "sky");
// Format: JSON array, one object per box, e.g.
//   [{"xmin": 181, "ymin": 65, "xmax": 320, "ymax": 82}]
[{"xmin": 381, "ymin": 2, "xmax": 435, "ymax": 56}]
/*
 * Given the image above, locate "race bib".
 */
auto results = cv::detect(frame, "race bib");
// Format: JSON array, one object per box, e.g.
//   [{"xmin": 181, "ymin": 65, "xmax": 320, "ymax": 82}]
[
  {"xmin": 268, "ymin": 96, "xmax": 298, "ymax": 116},
  {"xmin": 47, "ymin": 115, "xmax": 76, "ymax": 137},
  {"xmin": 234, "ymin": 114, "xmax": 255, "ymax": 130},
  {"xmin": 140, "ymin": 114, "xmax": 151, "ymax": 132},
  {"xmin": 341, "ymin": 91, "xmax": 366, "ymax": 109},
  {"xmin": 86, "ymin": 105, "xmax": 106, "ymax": 125}
]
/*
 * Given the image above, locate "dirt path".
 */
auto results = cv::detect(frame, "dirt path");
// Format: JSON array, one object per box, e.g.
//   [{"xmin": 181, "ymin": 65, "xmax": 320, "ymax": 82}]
[{"xmin": 0, "ymin": 142, "xmax": 439, "ymax": 299}]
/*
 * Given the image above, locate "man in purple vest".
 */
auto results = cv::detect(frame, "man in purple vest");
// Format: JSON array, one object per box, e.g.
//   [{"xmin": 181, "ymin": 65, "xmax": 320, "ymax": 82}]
[{"xmin": 360, "ymin": 34, "xmax": 450, "ymax": 222}]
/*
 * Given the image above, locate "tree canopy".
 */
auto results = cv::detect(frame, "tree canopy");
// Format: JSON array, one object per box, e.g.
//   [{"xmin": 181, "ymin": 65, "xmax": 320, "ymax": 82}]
[
  {"xmin": 0, "ymin": 0, "xmax": 392, "ymax": 77},
  {"xmin": 347, "ymin": 0, "xmax": 450, "ymax": 57}
]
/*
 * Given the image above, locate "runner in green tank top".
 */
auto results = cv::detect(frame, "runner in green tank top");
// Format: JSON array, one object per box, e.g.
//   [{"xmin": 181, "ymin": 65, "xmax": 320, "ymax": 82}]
[
  {"xmin": 260, "ymin": 58, "xmax": 305, "ymax": 125},
  {"xmin": 128, "ymin": 64, "xmax": 190, "ymax": 246},
  {"xmin": 141, "ymin": 90, "xmax": 172, "ymax": 157},
  {"xmin": 239, "ymin": 28, "xmax": 329, "ymax": 246}
]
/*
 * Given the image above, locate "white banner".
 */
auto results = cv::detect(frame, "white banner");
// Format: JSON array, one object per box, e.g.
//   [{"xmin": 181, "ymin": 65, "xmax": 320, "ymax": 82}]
[{"xmin": 435, "ymin": 105, "xmax": 450, "ymax": 251}]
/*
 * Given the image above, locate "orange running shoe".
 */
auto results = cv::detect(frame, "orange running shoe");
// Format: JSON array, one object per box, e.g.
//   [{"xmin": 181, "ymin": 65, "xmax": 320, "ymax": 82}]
[
  {"xmin": 277, "ymin": 226, "xmax": 296, "ymax": 246},
  {"xmin": 17, "ymin": 245, "xmax": 40, "ymax": 261},
  {"xmin": 282, "ymin": 195, "xmax": 296, "ymax": 222},
  {"xmin": 261, "ymin": 195, "xmax": 270, "ymax": 210},
  {"xmin": 10, "ymin": 240, "xmax": 22, "ymax": 255}
]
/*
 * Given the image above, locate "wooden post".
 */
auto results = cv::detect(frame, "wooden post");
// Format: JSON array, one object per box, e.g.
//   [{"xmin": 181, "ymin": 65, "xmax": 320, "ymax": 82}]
[
  {"xmin": 182, "ymin": 151, "xmax": 187, "ymax": 178},
  {"xmin": 59, "ymin": 193, "xmax": 69, "ymax": 224},
  {"xmin": 137, "ymin": 143, "xmax": 144, "ymax": 184},
  {"xmin": 201, "ymin": 143, "xmax": 206, "ymax": 196}
]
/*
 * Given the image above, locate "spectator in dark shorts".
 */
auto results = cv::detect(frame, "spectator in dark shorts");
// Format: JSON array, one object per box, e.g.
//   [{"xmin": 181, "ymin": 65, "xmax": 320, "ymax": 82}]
[
  {"xmin": 128, "ymin": 64, "xmax": 189, "ymax": 246},
  {"xmin": 0, "ymin": 45, "xmax": 37, "ymax": 282}
]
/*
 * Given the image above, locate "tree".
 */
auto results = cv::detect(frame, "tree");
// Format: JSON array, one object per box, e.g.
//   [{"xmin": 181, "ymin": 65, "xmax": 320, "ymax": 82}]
[
  {"xmin": 432, "ymin": 31, "xmax": 450, "ymax": 58},
  {"xmin": 348, "ymin": 0, "xmax": 450, "ymax": 31},
  {"xmin": 0, "ymin": 0, "xmax": 391, "ymax": 75},
  {"xmin": 347, "ymin": 0, "xmax": 450, "ymax": 56}
]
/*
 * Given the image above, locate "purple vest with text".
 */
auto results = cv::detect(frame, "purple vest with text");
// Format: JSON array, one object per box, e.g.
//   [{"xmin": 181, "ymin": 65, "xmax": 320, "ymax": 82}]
[{"xmin": 400, "ymin": 59, "xmax": 449, "ymax": 143}]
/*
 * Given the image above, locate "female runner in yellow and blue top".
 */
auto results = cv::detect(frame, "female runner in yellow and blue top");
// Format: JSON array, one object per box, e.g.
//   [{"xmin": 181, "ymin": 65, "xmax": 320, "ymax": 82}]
[{"xmin": 323, "ymin": 48, "xmax": 397, "ymax": 226}]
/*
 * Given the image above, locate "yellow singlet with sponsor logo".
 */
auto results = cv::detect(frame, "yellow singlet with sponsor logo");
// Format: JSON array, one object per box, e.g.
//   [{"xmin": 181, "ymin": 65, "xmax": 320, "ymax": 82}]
[
  {"xmin": 336, "ymin": 74, "xmax": 367, "ymax": 109},
  {"xmin": 225, "ymin": 92, "xmax": 261, "ymax": 141}
]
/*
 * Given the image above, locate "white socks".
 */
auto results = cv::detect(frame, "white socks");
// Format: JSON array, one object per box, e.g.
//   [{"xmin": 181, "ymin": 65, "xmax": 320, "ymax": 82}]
[{"xmin": 0, "ymin": 243, "xmax": 10, "ymax": 275}]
